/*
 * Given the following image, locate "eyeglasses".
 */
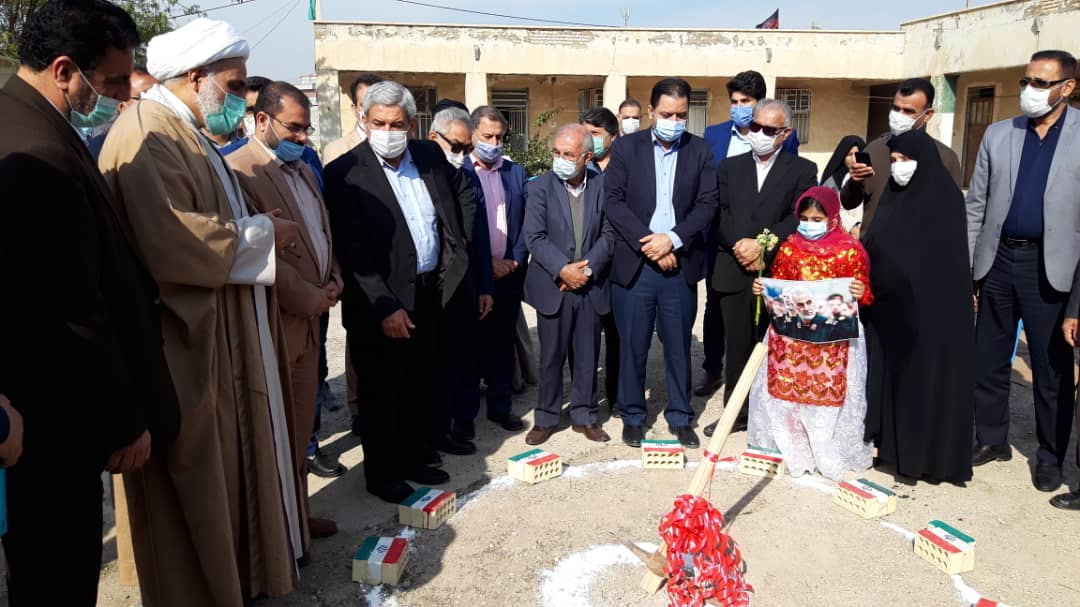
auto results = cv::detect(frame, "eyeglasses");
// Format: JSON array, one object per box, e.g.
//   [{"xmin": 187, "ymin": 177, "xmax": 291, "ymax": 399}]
[
  {"xmin": 748, "ymin": 121, "xmax": 789, "ymax": 137},
  {"xmin": 436, "ymin": 131, "xmax": 474, "ymax": 155},
  {"xmin": 271, "ymin": 116, "xmax": 315, "ymax": 135},
  {"xmin": 1019, "ymin": 77, "xmax": 1071, "ymax": 90}
]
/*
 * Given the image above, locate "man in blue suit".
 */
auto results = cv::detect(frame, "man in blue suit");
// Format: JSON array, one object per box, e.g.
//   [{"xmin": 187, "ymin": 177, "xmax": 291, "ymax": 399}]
[
  {"xmin": 605, "ymin": 78, "xmax": 719, "ymax": 449},
  {"xmin": 698, "ymin": 71, "xmax": 799, "ymax": 399},
  {"xmin": 463, "ymin": 105, "xmax": 529, "ymax": 433},
  {"xmin": 523, "ymin": 124, "xmax": 614, "ymax": 445}
]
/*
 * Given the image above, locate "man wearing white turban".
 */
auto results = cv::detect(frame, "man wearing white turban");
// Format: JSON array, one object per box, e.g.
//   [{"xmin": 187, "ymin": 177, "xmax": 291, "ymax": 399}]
[{"xmin": 98, "ymin": 17, "xmax": 305, "ymax": 605}]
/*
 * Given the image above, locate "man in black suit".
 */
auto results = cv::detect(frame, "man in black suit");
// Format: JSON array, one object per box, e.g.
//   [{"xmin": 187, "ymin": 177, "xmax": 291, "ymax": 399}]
[
  {"xmin": 324, "ymin": 81, "xmax": 474, "ymax": 503},
  {"xmin": 523, "ymin": 124, "xmax": 614, "ymax": 445},
  {"xmin": 0, "ymin": 2, "xmax": 179, "ymax": 603},
  {"xmin": 703, "ymin": 99, "xmax": 817, "ymax": 437},
  {"xmin": 604, "ymin": 78, "xmax": 719, "ymax": 449}
]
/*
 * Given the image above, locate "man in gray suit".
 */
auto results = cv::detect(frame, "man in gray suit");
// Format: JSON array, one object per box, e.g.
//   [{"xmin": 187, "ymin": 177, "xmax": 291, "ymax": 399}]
[
  {"xmin": 522, "ymin": 124, "xmax": 614, "ymax": 446},
  {"xmin": 967, "ymin": 50, "xmax": 1079, "ymax": 493}
]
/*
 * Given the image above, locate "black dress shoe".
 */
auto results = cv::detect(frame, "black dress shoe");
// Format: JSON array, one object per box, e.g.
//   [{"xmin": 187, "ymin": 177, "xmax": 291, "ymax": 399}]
[
  {"xmin": 407, "ymin": 465, "xmax": 450, "ymax": 485},
  {"xmin": 368, "ymin": 481, "xmax": 415, "ymax": 504},
  {"xmin": 350, "ymin": 415, "xmax": 362, "ymax": 438},
  {"xmin": 307, "ymin": 449, "xmax": 346, "ymax": 478},
  {"xmin": 670, "ymin": 425, "xmax": 700, "ymax": 449},
  {"xmin": 622, "ymin": 424, "xmax": 645, "ymax": 447},
  {"xmin": 424, "ymin": 450, "xmax": 443, "ymax": 468},
  {"xmin": 694, "ymin": 373, "xmax": 723, "ymax": 397},
  {"xmin": 1050, "ymin": 490, "xmax": 1080, "ymax": 511},
  {"xmin": 971, "ymin": 443, "xmax": 1012, "ymax": 466},
  {"xmin": 489, "ymin": 413, "xmax": 526, "ymax": 432},
  {"xmin": 702, "ymin": 415, "xmax": 747, "ymax": 438},
  {"xmin": 1034, "ymin": 461, "xmax": 1063, "ymax": 492},
  {"xmin": 609, "ymin": 402, "xmax": 620, "ymax": 419},
  {"xmin": 436, "ymin": 434, "xmax": 477, "ymax": 456},
  {"xmin": 454, "ymin": 420, "xmax": 476, "ymax": 442}
]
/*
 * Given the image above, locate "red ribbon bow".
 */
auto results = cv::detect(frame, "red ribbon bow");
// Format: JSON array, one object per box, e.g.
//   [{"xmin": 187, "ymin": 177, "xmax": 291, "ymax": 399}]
[{"xmin": 658, "ymin": 494, "xmax": 753, "ymax": 607}]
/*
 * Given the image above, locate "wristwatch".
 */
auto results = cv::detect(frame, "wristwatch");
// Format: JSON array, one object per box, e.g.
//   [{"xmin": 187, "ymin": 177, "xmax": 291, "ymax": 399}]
[{"xmin": 583, "ymin": 267, "xmax": 593, "ymax": 277}]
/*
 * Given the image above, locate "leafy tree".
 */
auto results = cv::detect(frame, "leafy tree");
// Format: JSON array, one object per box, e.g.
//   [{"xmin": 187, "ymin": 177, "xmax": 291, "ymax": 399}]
[
  {"xmin": 506, "ymin": 108, "xmax": 560, "ymax": 177},
  {"xmin": 1, "ymin": 0, "xmax": 200, "ymax": 62}
]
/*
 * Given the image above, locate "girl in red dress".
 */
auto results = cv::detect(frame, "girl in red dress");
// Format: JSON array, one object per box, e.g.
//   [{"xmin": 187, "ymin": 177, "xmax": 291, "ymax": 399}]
[{"xmin": 747, "ymin": 186, "xmax": 874, "ymax": 480}]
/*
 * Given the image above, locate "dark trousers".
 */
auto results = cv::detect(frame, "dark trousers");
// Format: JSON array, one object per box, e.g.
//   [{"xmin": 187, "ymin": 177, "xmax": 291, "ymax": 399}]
[
  {"xmin": 719, "ymin": 282, "xmax": 767, "ymax": 410},
  {"xmin": 307, "ymin": 312, "xmax": 331, "ymax": 457},
  {"xmin": 602, "ymin": 313, "xmax": 620, "ymax": 406},
  {"xmin": 348, "ymin": 275, "xmax": 439, "ymax": 490},
  {"xmin": 436, "ymin": 285, "xmax": 482, "ymax": 438},
  {"xmin": 3, "ymin": 457, "xmax": 104, "ymax": 605},
  {"xmin": 536, "ymin": 292, "xmax": 601, "ymax": 427},
  {"xmin": 702, "ymin": 280, "xmax": 726, "ymax": 377},
  {"xmin": 478, "ymin": 273, "xmax": 523, "ymax": 421},
  {"xmin": 612, "ymin": 264, "xmax": 697, "ymax": 427},
  {"xmin": 975, "ymin": 243, "xmax": 1075, "ymax": 465}
]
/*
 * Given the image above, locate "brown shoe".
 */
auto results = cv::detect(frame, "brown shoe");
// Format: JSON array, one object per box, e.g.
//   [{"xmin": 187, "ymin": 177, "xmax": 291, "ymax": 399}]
[
  {"xmin": 525, "ymin": 425, "xmax": 557, "ymax": 445},
  {"xmin": 308, "ymin": 517, "xmax": 338, "ymax": 539},
  {"xmin": 573, "ymin": 424, "xmax": 611, "ymax": 443}
]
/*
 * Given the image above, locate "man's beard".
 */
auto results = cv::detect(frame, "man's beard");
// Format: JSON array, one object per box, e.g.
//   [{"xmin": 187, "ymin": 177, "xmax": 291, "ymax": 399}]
[
  {"xmin": 69, "ymin": 83, "xmax": 98, "ymax": 117},
  {"xmin": 195, "ymin": 78, "xmax": 224, "ymax": 126}
]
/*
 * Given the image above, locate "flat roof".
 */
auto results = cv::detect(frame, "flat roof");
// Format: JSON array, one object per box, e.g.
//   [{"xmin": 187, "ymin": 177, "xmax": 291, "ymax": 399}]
[
  {"xmin": 313, "ymin": 20, "xmax": 900, "ymax": 35},
  {"xmin": 900, "ymin": 0, "xmax": 1021, "ymax": 26}
]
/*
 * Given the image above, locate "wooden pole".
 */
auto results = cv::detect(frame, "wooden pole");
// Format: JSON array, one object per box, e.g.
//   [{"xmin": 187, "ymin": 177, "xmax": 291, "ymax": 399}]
[{"xmin": 639, "ymin": 342, "xmax": 769, "ymax": 594}]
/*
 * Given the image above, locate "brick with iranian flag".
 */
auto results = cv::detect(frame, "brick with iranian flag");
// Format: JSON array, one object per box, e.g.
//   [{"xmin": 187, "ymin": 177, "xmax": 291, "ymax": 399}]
[
  {"xmin": 352, "ymin": 535, "xmax": 409, "ymax": 585},
  {"xmin": 834, "ymin": 477, "xmax": 898, "ymax": 518},
  {"xmin": 641, "ymin": 439, "xmax": 685, "ymax": 469},
  {"xmin": 914, "ymin": 520, "xmax": 975, "ymax": 575},
  {"xmin": 739, "ymin": 444, "xmax": 786, "ymax": 477},
  {"xmin": 397, "ymin": 486, "xmax": 456, "ymax": 529},
  {"xmin": 507, "ymin": 448, "xmax": 563, "ymax": 484}
]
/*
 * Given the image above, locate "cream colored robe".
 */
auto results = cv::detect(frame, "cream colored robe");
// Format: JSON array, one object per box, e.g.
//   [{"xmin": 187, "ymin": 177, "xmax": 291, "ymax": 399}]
[{"xmin": 98, "ymin": 84, "xmax": 302, "ymax": 605}]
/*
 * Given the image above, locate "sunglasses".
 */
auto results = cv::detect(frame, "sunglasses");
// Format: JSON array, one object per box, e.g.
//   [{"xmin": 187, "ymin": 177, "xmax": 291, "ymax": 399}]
[
  {"xmin": 436, "ymin": 131, "xmax": 474, "ymax": 155},
  {"xmin": 748, "ymin": 121, "xmax": 788, "ymax": 137},
  {"xmin": 1019, "ymin": 77, "xmax": 1070, "ymax": 90},
  {"xmin": 272, "ymin": 116, "xmax": 315, "ymax": 135}
]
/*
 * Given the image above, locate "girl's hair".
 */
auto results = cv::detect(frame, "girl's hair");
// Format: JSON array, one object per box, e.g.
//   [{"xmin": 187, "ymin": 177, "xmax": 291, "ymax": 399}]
[{"xmin": 797, "ymin": 196, "xmax": 827, "ymax": 216}]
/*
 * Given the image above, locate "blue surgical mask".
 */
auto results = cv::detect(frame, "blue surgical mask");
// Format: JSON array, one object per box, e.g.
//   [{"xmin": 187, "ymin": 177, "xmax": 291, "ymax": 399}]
[
  {"xmin": 653, "ymin": 118, "xmax": 686, "ymax": 142},
  {"xmin": 274, "ymin": 139, "xmax": 305, "ymax": 163},
  {"xmin": 68, "ymin": 66, "xmax": 120, "ymax": 129},
  {"xmin": 730, "ymin": 105, "xmax": 754, "ymax": 129},
  {"xmin": 797, "ymin": 221, "xmax": 828, "ymax": 240},
  {"xmin": 552, "ymin": 156, "xmax": 581, "ymax": 181},
  {"xmin": 592, "ymin": 135, "xmax": 608, "ymax": 158},
  {"xmin": 474, "ymin": 140, "xmax": 503, "ymax": 164},
  {"xmin": 205, "ymin": 77, "xmax": 247, "ymax": 136}
]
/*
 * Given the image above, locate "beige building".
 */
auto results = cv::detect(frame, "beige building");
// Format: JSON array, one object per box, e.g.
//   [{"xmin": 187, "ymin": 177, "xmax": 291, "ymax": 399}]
[{"xmin": 314, "ymin": 0, "xmax": 1080, "ymax": 184}]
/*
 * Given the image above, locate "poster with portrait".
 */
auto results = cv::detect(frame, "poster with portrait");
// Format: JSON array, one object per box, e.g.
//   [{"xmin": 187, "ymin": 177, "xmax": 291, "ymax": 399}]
[{"xmin": 760, "ymin": 278, "xmax": 860, "ymax": 344}]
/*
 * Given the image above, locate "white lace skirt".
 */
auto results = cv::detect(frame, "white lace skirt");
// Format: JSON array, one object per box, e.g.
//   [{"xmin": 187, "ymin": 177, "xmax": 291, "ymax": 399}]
[{"xmin": 747, "ymin": 328, "xmax": 874, "ymax": 482}]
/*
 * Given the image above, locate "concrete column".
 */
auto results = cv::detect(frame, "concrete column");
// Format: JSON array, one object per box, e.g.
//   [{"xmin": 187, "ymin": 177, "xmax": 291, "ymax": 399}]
[
  {"xmin": 315, "ymin": 68, "xmax": 342, "ymax": 147},
  {"xmin": 930, "ymin": 73, "xmax": 958, "ymax": 150},
  {"xmin": 465, "ymin": 72, "xmax": 488, "ymax": 109},
  {"xmin": 603, "ymin": 74, "xmax": 628, "ymax": 112},
  {"xmin": 762, "ymin": 74, "xmax": 778, "ymax": 99}
]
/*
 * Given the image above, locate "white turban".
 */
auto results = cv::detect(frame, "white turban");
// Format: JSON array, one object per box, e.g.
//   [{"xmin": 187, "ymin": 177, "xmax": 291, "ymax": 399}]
[{"xmin": 147, "ymin": 18, "xmax": 250, "ymax": 81}]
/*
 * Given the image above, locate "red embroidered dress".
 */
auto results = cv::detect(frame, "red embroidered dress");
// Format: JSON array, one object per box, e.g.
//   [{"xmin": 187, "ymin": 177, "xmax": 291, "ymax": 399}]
[{"xmin": 766, "ymin": 211, "xmax": 874, "ymax": 408}]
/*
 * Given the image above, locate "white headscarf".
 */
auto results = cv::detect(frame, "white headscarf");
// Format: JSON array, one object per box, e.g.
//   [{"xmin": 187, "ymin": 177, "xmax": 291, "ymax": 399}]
[{"xmin": 147, "ymin": 18, "xmax": 249, "ymax": 81}]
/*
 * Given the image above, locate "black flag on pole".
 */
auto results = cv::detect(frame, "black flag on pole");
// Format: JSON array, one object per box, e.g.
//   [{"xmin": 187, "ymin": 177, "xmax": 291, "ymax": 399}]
[{"xmin": 756, "ymin": 9, "xmax": 780, "ymax": 29}]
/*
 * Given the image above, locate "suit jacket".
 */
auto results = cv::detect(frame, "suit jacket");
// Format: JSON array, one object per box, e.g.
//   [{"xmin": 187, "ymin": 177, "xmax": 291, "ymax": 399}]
[
  {"xmin": 0, "ymin": 76, "xmax": 179, "ymax": 459},
  {"xmin": 841, "ymin": 133, "xmax": 961, "ymax": 234},
  {"xmin": 604, "ymin": 129, "xmax": 719, "ymax": 287},
  {"xmin": 464, "ymin": 170, "xmax": 496, "ymax": 299},
  {"xmin": 968, "ymin": 109, "xmax": 1080, "ymax": 292},
  {"xmin": 703, "ymin": 119, "xmax": 800, "ymax": 167},
  {"xmin": 222, "ymin": 135, "xmax": 325, "ymax": 190},
  {"xmin": 462, "ymin": 157, "xmax": 530, "ymax": 267},
  {"xmin": 324, "ymin": 139, "xmax": 475, "ymax": 330},
  {"xmin": 524, "ymin": 170, "xmax": 614, "ymax": 316},
  {"xmin": 322, "ymin": 127, "xmax": 364, "ymax": 166},
  {"xmin": 712, "ymin": 151, "xmax": 818, "ymax": 293},
  {"xmin": 227, "ymin": 138, "xmax": 343, "ymax": 360}
]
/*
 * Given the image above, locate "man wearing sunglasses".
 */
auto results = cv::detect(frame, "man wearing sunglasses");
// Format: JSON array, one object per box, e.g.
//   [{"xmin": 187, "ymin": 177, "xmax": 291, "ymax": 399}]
[
  {"xmin": 967, "ymin": 50, "xmax": 1080, "ymax": 503},
  {"xmin": 227, "ymin": 80, "xmax": 342, "ymax": 550},
  {"xmin": 840, "ymin": 78, "xmax": 962, "ymax": 237},
  {"xmin": 703, "ymin": 99, "xmax": 817, "ymax": 438}
]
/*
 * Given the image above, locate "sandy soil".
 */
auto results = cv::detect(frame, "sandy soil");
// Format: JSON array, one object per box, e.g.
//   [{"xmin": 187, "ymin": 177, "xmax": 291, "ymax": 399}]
[{"xmin": 85, "ymin": 291, "xmax": 1080, "ymax": 607}]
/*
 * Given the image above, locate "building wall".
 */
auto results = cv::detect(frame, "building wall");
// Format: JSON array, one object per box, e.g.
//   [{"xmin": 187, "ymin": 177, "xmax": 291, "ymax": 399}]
[
  {"xmin": 485, "ymin": 74, "xmax": 604, "ymax": 144},
  {"xmin": 334, "ymin": 71, "xmax": 466, "ymax": 135}
]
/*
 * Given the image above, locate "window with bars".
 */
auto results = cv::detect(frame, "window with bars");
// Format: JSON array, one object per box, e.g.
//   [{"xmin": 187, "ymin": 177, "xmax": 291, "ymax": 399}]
[
  {"xmin": 409, "ymin": 86, "xmax": 437, "ymax": 139},
  {"xmin": 578, "ymin": 88, "xmax": 603, "ymax": 114},
  {"xmin": 777, "ymin": 88, "xmax": 811, "ymax": 144},
  {"xmin": 492, "ymin": 88, "xmax": 530, "ymax": 152},
  {"xmin": 687, "ymin": 90, "xmax": 709, "ymax": 137}
]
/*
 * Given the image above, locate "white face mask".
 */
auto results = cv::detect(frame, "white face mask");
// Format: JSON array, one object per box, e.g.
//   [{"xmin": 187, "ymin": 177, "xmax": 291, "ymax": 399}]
[
  {"xmin": 748, "ymin": 128, "xmax": 779, "ymax": 156},
  {"xmin": 368, "ymin": 129, "xmax": 408, "ymax": 159},
  {"xmin": 890, "ymin": 160, "xmax": 918, "ymax": 186},
  {"xmin": 1019, "ymin": 84, "xmax": 1062, "ymax": 119},
  {"xmin": 888, "ymin": 109, "xmax": 927, "ymax": 137},
  {"xmin": 444, "ymin": 151, "xmax": 466, "ymax": 169},
  {"xmin": 620, "ymin": 117, "xmax": 640, "ymax": 134},
  {"xmin": 243, "ymin": 115, "xmax": 256, "ymax": 137},
  {"xmin": 552, "ymin": 156, "xmax": 582, "ymax": 181}
]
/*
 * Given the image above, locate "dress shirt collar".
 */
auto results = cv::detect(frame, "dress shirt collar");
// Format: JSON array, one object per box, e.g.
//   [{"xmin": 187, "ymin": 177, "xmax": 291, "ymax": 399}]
[
  {"xmin": 753, "ymin": 150, "xmax": 780, "ymax": 171},
  {"xmin": 651, "ymin": 130, "xmax": 682, "ymax": 152},
  {"xmin": 730, "ymin": 122, "xmax": 746, "ymax": 139},
  {"xmin": 252, "ymin": 133, "xmax": 290, "ymax": 169},
  {"xmin": 471, "ymin": 153, "xmax": 503, "ymax": 172},
  {"xmin": 563, "ymin": 171, "xmax": 588, "ymax": 196},
  {"xmin": 377, "ymin": 148, "xmax": 414, "ymax": 172}
]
